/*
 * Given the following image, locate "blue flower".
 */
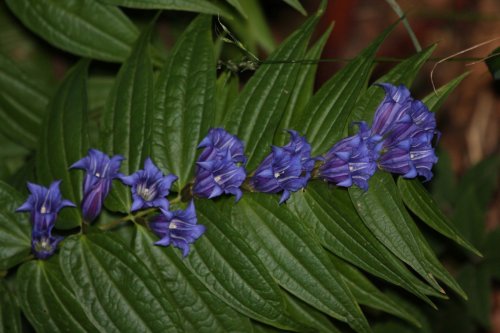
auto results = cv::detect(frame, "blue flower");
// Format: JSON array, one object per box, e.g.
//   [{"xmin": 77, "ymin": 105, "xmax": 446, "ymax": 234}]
[
  {"xmin": 251, "ymin": 131, "xmax": 315, "ymax": 204},
  {"xmin": 372, "ymin": 83, "xmax": 439, "ymax": 180},
  {"xmin": 149, "ymin": 201, "xmax": 205, "ymax": 257},
  {"xmin": 318, "ymin": 123, "xmax": 378, "ymax": 191},
  {"xmin": 120, "ymin": 158, "xmax": 177, "ymax": 215},
  {"xmin": 70, "ymin": 149, "xmax": 124, "ymax": 222},
  {"xmin": 193, "ymin": 150, "xmax": 246, "ymax": 201},
  {"xmin": 197, "ymin": 128, "xmax": 246, "ymax": 164},
  {"xmin": 16, "ymin": 180, "xmax": 75, "ymax": 259}
]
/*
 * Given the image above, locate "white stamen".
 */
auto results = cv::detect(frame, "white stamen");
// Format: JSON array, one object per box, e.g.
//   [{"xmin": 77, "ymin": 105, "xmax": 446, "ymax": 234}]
[
  {"xmin": 95, "ymin": 172, "xmax": 101, "ymax": 177},
  {"xmin": 214, "ymin": 175, "xmax": 222, "ymax": 184},
  {"xmin": 274, "ymin": 172, "xmax": 281, "ymax": 178},
  {"xmin": 40, "ymin": 206, "xmax": 47, "ymax": 214}
]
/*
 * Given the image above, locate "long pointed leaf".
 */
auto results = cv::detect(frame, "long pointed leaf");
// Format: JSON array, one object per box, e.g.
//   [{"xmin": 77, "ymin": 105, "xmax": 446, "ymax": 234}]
[
  {"xmin": 100, "ymin": 0, "xmax": 233, "ymax": 17},
  {"xmin": 60, "ymin": 233, "xmax": 183, "ymax": 332},
  {"xmin": 101, "ymin": 21, "xmax": 156, "ymax": 212},
  {"xmin": 0, "ymin": 279, "xmax": 21, "ymax": 333},
  {"xmin": 0, "ymin": 54, "xmax": 51, "ymax": 148},
  {"xmin": 287, "ymin": 182, "xmax": 439, "ymax": 304},
  {"xmin": 152, "ymin": 15, "xmax": 215, "ymax": 190},
  {"xmin": 0, "ymin": 181, "xmax": 31, "ymax": 270},
  {"xmin": 294, "ymin": 23, "xmax": 395, "ymax": 155},
  {"xmin": 5, "ymin": 0, "xmax": 138, "ymax": 62},
  {"xmin": 36, "ymin": 60, "xmax": 90, "ymax": 229},
  {"xmin": 233, "ymin": 193, "xmax": 371, "ymax": 333},
  {"xmin": 16, "ymin": 259, "xmax": 98, "ymax": 333},
  {"xmin": 180, "ymin": 199, "xmax": 304, "ymax": 331},
  {"xmin": 224, "ymin": 14, "xmax": 319, "ymax": 170},
  {"xmin": 133, "ymin": 224, "xmax": 254, "ymax": 333}
]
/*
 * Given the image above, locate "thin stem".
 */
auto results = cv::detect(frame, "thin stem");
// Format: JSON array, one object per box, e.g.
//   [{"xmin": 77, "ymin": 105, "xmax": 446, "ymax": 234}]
[{"xmin": 98, "ymin": 208, "xmax": 158, "ymax": 231}]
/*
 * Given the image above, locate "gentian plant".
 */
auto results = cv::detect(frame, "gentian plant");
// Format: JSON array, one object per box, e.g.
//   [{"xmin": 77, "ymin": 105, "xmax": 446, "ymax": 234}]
[{"xmin": 0, "ymin": 1, "xmax": 496, "ymax": 333}]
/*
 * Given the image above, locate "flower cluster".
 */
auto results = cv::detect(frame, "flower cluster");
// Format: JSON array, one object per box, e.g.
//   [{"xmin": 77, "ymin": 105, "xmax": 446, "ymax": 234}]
[
  {"xmin": 15, "ymin": 83, "xmax": 439, "ymax": 260},
  {"xmin": 193, "ymin": 128, "xmax": 247, "ymax": 201},
  {"xmin": 16, "ymin": 181, "xmax": 75, "ymax": 259}
]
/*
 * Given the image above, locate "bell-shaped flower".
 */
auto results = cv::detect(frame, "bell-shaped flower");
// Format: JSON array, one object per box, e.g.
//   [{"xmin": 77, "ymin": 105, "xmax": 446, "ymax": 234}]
[
  {"xmin": 16, "ymin": 180, "xmax": 75, "ymax": 259},
  {"xmin": 318, "ymin": 124, "xmax": 378, "ymax": 191},
  {"xmin": 193, "ymin": 150, "xmax": 246, "ymax": 201},
  {"xmin": 119, "ymin": 158, "xmax": 177, "ymax": 215},
  {"xmin": 70, "ymin": 149, "xmax": 124, "ymax": 222},
  {"xmin": 251, "ymin": 131, "xmax": 315, "ymax": 204},
  {"xmin": 197, "ymin": 128, "xmax": 246, "ymax": 164},
  {"xmin": 149, "ymin": 201, "xmax": 205, "ymax": 257},
  {"xmin": 378, "ymin": 132, "xmax": 438, "ymax": 181},
  {"xmin": 372, "ymin": 83, "xmax": 439, "ymax": 180}
]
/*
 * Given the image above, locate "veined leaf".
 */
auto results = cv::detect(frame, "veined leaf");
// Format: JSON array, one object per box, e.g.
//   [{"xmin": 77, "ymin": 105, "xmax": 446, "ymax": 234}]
[
  {"xmin": 0, "ymin": 181, "xmax": 31, "ymax": 270},
  {"xmin": 16, "ymin": 259, "xmax": 98, "ymax": 333},
  {"xmin": 349, "ymin": 172, "xmax": 443, "ymax": 292},
  {"xmin": 276, "ymin": 24, "xmax": 333, "ymax": 146},
  {"xmin": 133, "ymin": 225, "xmax": 253, "ymax": 332},
  {"xmin": 329, "ymin": 254, "xmax": 420, "ymax": 327},
  {"xmin": 101, "ymin": 21, "xmax": 156, "ymax": 213},
  {"xmin": 349, "ymin": 44, "xmax": 436, "ymax": 125},
  {"xmin": 100, "ymin": 0, "xmax": 233, "ymax": 17},
  {"xmin": 398, "ymin": 178, "xmax": 480, "ymax": 256},
  {"xmin": 287, "ymin": 182, "xmax": 439, "ymax": 304},
  {"xmin": 0, "ymin": 54, "xmax": 52, "ymax": 149},
  {"xmin": 152, "ymin": 15, "xmax": 215, "ymax": 190},
  {"xmin": 214, "ymin": 72, "xmax": 239, "ymax": 127},
  {"xmin": 60, "ymin": 233, "xmax": 183, "ymax": 332},
  {"xmin": 294, "ymin": 23, "xmax": 394, "ymax": 155},
  {"xmin": 181, "ymin": 199, "xmax": 302, "ymax": 331},
  {"xmin": 233, "ymin": 193, "xmax": 371, "ymax": 333},
  {"xmin": 282, "ymin": 291, "xmax": 342, "ymax": 333},
  {"xmin": 224, "ymin": 14, "xmax": 319, "ymax": 170},
  {"xmin": 5, "ymin": 0, "xmax": 138, "ymax": 62},
  {"xmin": 0, "ymin": 279, "xmax": 21, "ymax": 333},
  {"xmin": 226, "ymin": 0, "xmax": 246, "ymax": 18},
  {"xmin": 36, "ymin": 60, "xmax": 90, "ymax": 229}
]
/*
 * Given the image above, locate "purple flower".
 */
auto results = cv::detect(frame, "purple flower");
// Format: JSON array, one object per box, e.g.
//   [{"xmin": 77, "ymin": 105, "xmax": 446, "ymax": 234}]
[
  {"xmin": 251, "ymin": 131, "xmax": 315, "ymax": 204},
  {"xmin": 318, "ymin": 123, "xmax": 378, "ymax": 191},
  {"xmin": 193, "ymin": 150, "xmax": 246, "ymax": 201},
  {"xmin": 16, "ymin": 181, "xmax": 75, "ymax": 259},
  {"xmin": 197, "ymin": 128, "xmax": 246, "ymax": 164},
  {"xmin": 119, "ymin": 158, "xmax": 177, "ymax": 215},
  {"xmin": 70, "ymin": 149, "xmax": 124, "ymax": 222},
  {"xmin": 149, "ymin": 201, "xmax": 205, "ymax": 257},
  {"xmin": 372, "ymin": 83, "xmax": 439, "ymax": 180}
]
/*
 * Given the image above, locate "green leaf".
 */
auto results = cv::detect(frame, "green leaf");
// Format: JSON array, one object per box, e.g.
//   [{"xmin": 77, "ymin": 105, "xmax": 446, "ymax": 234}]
[
  {"xmin": 100, "ymin": 0, "xmax": 233, "ymax": 17},
  {"xmin": 233, "ymin": 193, "xmax": 371, "ymax": 333},
  {"xmin": 484, "ymin": 229, "xmax": 500, "ymax": 280},
  {"xmin": 224, "ymin": 14, "xmax": 319, "ymax": 170},
  {"xmin": 398, "ymin": 178, "xmax": 480, "ymax": 256},
  {"xmin": 282, "ymin": 291, "xmax": 342, "ymax": 333},
  {"xmin": 422, "ymin": 73, "xmax": 468, "ymax": 112},
  {"xmin": 0, "ymin": 181, "xmax": 31, "ymax": 270},
  {"xmin": 0, "ymin": 53, "xmax": 52, "ymax": 149},
  {"xmin": 329, "ymin": 255, "xmax": 421, "ymax": 327},
  {"xmin": 182, "ymin": 199, "xmax": 301, "ymax": 331},
  {"xmin": 283, "ymin": 0, "xmax": 307, "ymax": 15},
  {"xmin": 226, "ymin": 0, "xmax": 246, "ymax": 18},
  {"xmin": 5, "ymin": 0, "xmax": 139, "ymax": 62},
  {"xmin": 132, "ymin": 224, "xmax": 253, "ymax": 332},
  {"xmin": 349, "ymin": 172, "xmax": 443, "ymax": 292},
  {"xmin": 101, "ymin": 22, "xmax": 156, "ymax": 213},
  {"xmin": 287, "ymin": 181, "xmax": 439, "ymax": 303},
  {"xmin": 349, "ymin": 45, "xmax": 436, "ymax": 124},
  {"xmin": 16, "ymin": 259, "xmax": 98, "ymax": 333},
  {"xmin": 60, "ymin": 233, "xmax": 183, "ymax": 332},
  {"xmin": 36, "ymin": 60, "xmax": 90, "ymax": 229},
  {"xmin": 214, "ymin": 72, "xmax": 239, "ymax": 127},
  {"xmin": 152, "ymin": 15, "xmax": 215, "ymax": 190},
  {"xmin": 0, "ymin": 279, "xmax": 21, "ymax": 333},
  {"xmin": 275, "ymin": 24, "xmax": 333, "ymax": 146},
  {"xmin": 294, "ymin": 23, "xmax": 393, "ymax": 155}
]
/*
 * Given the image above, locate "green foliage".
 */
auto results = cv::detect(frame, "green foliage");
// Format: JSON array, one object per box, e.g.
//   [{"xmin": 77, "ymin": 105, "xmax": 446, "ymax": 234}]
[{"xmin": 0, "ymin": 1, "xmax": 497, "ymax": 332}]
